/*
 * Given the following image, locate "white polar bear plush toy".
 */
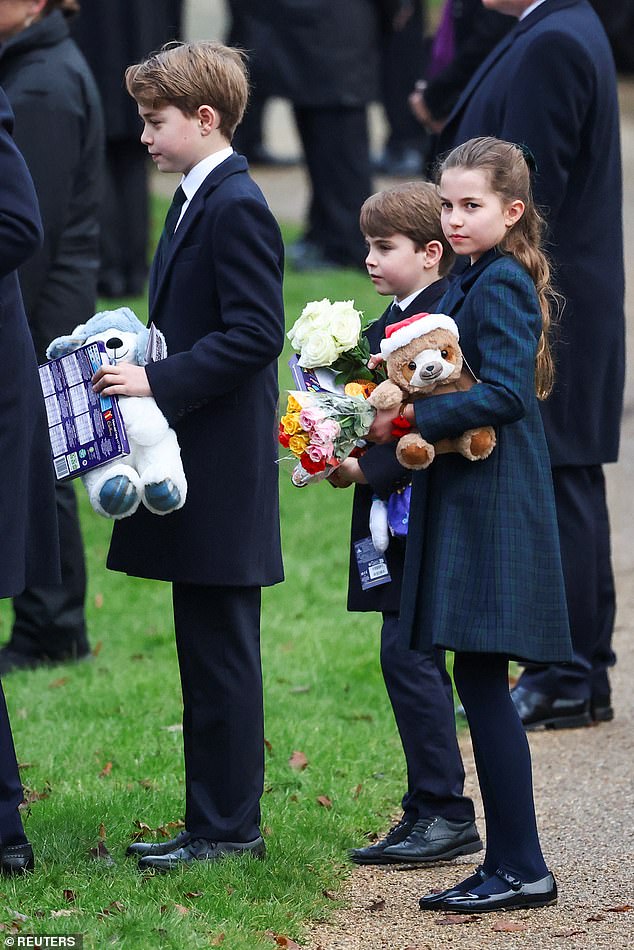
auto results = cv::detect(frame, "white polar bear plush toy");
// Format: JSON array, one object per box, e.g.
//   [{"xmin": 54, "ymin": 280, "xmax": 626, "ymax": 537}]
[{"xmin": 47, "ymin": 307, "xmax": 187, "ymax": 520}]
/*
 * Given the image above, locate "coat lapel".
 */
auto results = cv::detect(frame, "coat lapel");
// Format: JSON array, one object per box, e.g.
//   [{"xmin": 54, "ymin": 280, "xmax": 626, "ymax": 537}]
[
  {"xmin": 149, "ymin": 153, "xmax": 250, "ymax": 313},
  {"xmin": 440, "ymin": 0, "xmax": 579, "ymax": 146}
]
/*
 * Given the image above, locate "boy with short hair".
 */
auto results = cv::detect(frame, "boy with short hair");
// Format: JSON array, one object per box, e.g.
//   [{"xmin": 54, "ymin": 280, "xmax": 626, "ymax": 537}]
[
  {"xmin": 92, "ymin": 41, "xmax": 285, "ymax": 871},
  {"xmin": 330, "ymin": 181, "xmax": 481, "ymax": 865}
]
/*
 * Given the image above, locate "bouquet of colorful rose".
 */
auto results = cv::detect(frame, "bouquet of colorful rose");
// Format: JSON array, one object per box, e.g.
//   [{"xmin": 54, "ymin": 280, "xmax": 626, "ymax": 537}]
[
  {"xmin": 287, "ymin": 298, "xmax": 383, "ymax": 386},
  {"xmin": 279, "ymin": 390, "xmax": 376, "ymax": 487}
]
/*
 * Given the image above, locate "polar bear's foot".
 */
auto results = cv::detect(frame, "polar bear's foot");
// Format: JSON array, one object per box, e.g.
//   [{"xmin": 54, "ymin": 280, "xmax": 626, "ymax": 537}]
[
  {"xmin": 143, "ymin": 478, "xmax": 182, "ymax": 514},
  {"xmin": 99, "ymin": 474, "xmax": 140, "ymax": 517}
]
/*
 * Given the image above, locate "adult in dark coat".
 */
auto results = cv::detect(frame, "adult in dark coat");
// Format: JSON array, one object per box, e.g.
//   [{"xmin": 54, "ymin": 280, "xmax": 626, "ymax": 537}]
[
  {"xmin": 0, "ymin": 85, "xmax": 60, "ymax": 873},
  {"xmin": 232, "ymin": 0, "xmax": 399, "ymax": 269},
  {"xmin": 589, "ymin": 0, "xmax": 634, "ymax": 73},
  {"xmin": 345, "ymin": 278, "xmax": 480, "ymax": 865},
  {"xmin": 437, "ymin": 0, "xmax": 625, "ymax": 728},
  {"xmin": 71, "ymin": 0, "xmax": 183, "ymax": 296},
  {"xmin": 0, "ymin": 0, "xmax": 104, "ymax": 674}
]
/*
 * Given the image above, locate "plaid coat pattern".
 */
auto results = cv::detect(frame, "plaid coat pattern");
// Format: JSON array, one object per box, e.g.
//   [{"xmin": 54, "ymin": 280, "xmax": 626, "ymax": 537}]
[{"xmin": 399, "ymin": 250, "xmax": 572, "ymax": 662}]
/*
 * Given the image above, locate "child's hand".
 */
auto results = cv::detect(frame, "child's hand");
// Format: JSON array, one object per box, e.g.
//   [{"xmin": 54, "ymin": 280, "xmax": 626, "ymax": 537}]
[
  {"xmin": 92, "ymin": 363, "xmax": 152, "ymax": 397},
  {"xmin": 367, "ymin": 353, "xmax": 384, "ymax": 371},
  {"xmin": 327, "ymin": 457, "xmax": 367, "ymax": 488}
]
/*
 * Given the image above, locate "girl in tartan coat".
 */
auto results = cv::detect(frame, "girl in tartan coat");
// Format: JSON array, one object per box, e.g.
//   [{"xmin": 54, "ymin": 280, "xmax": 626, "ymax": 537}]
[{"xmin": 368, "ymin": 137, "xmax": 572, "ymax": 913}]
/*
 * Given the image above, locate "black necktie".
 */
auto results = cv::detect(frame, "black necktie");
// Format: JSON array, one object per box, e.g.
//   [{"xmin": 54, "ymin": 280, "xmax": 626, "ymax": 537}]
[
  {"xmin": 155, "ymin": 185, "xmax": 187, "ymax": 273},
  {"xmin": 389, "ymin": 301, "xmax": 402, "ymax": 324}
]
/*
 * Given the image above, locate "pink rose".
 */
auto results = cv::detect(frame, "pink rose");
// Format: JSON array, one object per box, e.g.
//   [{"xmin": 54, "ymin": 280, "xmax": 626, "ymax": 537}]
[
  {"xmin": 299, "ymin": 407, "xmax": 325, "ymax": 430},
  {"xmin": 313, "ymin": 418, "xmax": 340, "ymax": 441},
  {"xmin": 306, "ymin": 443, "xmax": 329, "ymax": 462}
]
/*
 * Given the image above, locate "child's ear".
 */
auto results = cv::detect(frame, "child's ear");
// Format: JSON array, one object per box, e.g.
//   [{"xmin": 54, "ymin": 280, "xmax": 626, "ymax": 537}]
[
  {"xmin": 197, "ymin": 105, "xmax": 220, "ymax": 134},
  {"xmin": 421, "ymin": 240, "xmax": 444, "ymax": 269},
  {"xmin": 504, "ymin": 199, "xmax": 525, "ymax": 229}
]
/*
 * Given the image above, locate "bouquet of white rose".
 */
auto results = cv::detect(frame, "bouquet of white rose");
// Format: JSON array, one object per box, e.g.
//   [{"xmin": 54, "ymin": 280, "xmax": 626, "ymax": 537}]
[{"xmin": 287, "ymin": 298, "xmax": 380, "ymax": 386}]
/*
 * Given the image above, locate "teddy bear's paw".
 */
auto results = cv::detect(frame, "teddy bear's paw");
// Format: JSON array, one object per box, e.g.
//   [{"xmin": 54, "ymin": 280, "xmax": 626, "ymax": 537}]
[
  {"xmin": 98, "ymin": 474, "xmax": 140, "ymax": 517},
  {"xmin": 396, "ymin": 434, "xmax": 435, "ymax": 470},
  {"xmin": 460, "ymin": 426, "xmax": 496, "ymax": 461},
  {"xmin": 143, "ymin": 478, "xmax": 182, "ymax": 514}
]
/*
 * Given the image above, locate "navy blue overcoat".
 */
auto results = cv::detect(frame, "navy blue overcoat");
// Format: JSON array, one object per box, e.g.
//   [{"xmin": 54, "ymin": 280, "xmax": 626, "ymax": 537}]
[
  {"xmin": 438, "ymin": 0, "xmax": 625, "ymax": 467},
  {"xmin": 399, "ymin": 251, "xmax": 571, "ymax": 663},
  {"xmin": 107, "ymin": 154, "xmax": 285, "ymax": 587},
  {"xmin": 0, "ymin": 89, "xmax": 60, "ymax": 598}
]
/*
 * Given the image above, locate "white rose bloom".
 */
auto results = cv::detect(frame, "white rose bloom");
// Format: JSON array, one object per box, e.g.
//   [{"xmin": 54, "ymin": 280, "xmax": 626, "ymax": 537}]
[
  {"xmin": 287, "ymin": 299, "xmax": 331, "ymax": 348},
  {"xmin": 329, "ymin": 301, "xmax": 362, "ymax": 352},
  {"xmin": 298, "ymin": 327, "xmax": 339, "ymax": 367}
]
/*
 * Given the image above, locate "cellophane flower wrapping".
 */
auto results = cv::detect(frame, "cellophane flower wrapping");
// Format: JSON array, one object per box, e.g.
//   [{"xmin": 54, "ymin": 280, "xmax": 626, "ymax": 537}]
[{"xmin": 278, "ymin": 391, "xmax": 376, "ymax": 487}]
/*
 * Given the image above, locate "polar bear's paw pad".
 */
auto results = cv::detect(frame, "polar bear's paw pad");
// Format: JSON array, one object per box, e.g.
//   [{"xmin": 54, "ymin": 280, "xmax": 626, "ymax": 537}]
[
  {"xmin": 99, "ymin": 475, "xmax": 139, "ymax": 516},
  {"xmin": 144, "ymin": 479, "xmax": 181, "ymax": 512}
]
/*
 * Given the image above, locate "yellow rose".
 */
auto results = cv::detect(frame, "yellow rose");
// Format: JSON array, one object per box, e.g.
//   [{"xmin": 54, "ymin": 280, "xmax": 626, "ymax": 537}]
[
  {"xmin": 281, "ymin": 413, "xmax": 302, "ymax": 435},
  {"xmin": 344, "ymin": 382, "xmax": 365, "ymax": 398},
  {"xmin": 288, "ymin": 433, "xmax": 310, "ymax": 457},
  {"xmin": 286, "ymin": 394, "xmax": 302, "ymax": 413}
]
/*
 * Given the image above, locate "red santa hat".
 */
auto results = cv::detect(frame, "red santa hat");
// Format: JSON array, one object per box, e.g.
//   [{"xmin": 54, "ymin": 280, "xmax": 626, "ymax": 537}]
[{"xmin": 380, "ymin": 311, "xmax": 459, "ymax": 358}]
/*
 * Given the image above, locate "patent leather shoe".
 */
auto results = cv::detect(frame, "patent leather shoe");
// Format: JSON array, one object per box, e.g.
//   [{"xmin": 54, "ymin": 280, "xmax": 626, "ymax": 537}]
[
  {"xmin": 127, "ymin": 830, "xmax": 190, "ymax": 857},
  {"xmin": 430, "ymin": 868, "xmax": 557, "ymax": 913},
  {"xmin": 138, "ymin": 836, "xmax": 265, "ymax": 871},
  {"xmin": 419, "ymin": 866, "xmax": 489, "ymax": 907},
  {"xmin": 591, "ymin": 695, "xmax": 614, "ymax": 722},
  {"xmin": 511, "ymin": 684, "xmax": 591, "ymax": 730},
  {"xmin": 380, "ymin": 816, "xmax": 482, "ymax": 864},
  {"xmin": 349, "ymin": 816, "xmax": 414, "ymax": 865},
  {"xmin": 0, "ymin": 842, "xmax": 34, "ymax": 875}
]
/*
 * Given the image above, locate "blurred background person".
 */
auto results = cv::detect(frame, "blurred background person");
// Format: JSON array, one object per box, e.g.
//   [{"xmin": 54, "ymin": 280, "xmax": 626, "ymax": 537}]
[
  {"xmin": 0, "ymin": 0, "xmax": 103, "ymax": 675},
  {"xmin": 71, "ymin": 0, "xmax": 183, "ymax": 297}
]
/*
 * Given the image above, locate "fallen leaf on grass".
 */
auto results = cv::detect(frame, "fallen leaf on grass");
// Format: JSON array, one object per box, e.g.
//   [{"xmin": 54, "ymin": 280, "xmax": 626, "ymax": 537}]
[
  {"xmin": 604, "ymin": 905, "xmax": 632, "ymax": 913},
  {"xmin": 288, "ymin": 750, "xmax": 308, "ymax": 771},
  {"xmin": 50, "ymin": 909, "xmax": 76, "ymax": 918},
  {"xmin": 322, "ymin": 890, "xmax": 337, "ymax": 901},
  {"xmin": 264, "ymin": 738, "xmax": 273, "ymax": 753},
  {"xmin": 20, "ymin": 783, "xmax": 51, "ymax": 808},
  {"xmin": 92, "ymin": 640, "xmax": 103, "ymax": 655},
  {"xmin": 352, "ymin": 783, "xmax": 362, "ymax": 799},
  {"xmin": 89, "ymin": 840, "xmax": 115, "ymax": 865},
  {"xmin": 210, "ymin": 935, "xmax": 225, "ymax": 946},
  {"xmin": 94, "ymin": 593, "xmax": 104, "ymax": 608},
  {"xmin": 492, "ymin": 921, "xmax": 527, "ymax": 932},
  {"xmin": 138, "ymin": 778, "xmax": 157, "ymax": 791},
  {"xmin": 63, "ymin": 889, "xmax": 76, "ymax": 903},
  {"xmin": 316, "ymin": 795, "xmax": 332, "ymax": 809},
  {"xmin": 184, "ymin": 891, "xmax": 204, "ymax": 899},
  {"xmin": 49, "ymin": 677, "xmax": 68, "ymax": 689},
  {"xmin": 97, "ymin": 901, "xmax": 125, "ymax": 918},
  {"xmin": 98, "ymin": 822, "xmax": 107, "ymax": 840},
  {"xmin": 265, "ymin": 932, "xmax": 302, "ymax": 949},
  {"xmin": 163, "ymin": 723, "xmax": 183, "ymax": 732},
  {"xmin": 17, "ymin": 762, "xmax": 33, "ymax": 769},
  {"xmin": 157, "ymin": 819, "xmax": 185, "ymax": 836},
  {"xmin": 365, "ymin": 898, "xmax": 386, "ymax": 913},
  {"xmin": 99, "ymin": 761, "xmax": 113, "ymax": 778},
  {"xmin": 289, "ymin": 685, "xmax": 311, "ymax": 694},
  {"xmin": 435, "ymin": 915, "xmax": 482, "ymax": 925}
]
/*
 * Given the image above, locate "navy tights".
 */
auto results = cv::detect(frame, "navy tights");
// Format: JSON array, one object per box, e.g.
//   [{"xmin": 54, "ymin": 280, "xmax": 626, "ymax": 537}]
[{"xmin": 452, "ymin": 651, "xmax": 548, "ymax": 885}]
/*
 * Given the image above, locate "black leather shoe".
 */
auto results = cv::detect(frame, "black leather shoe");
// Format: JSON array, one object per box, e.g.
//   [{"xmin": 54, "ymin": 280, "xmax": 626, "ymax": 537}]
[
  {"xmin": 348, "ymin": 816, "xmax": 414, "ymax": 865},
  {"xmin": 511, "ymin": 684, "xmax": 591, "ymax": 730},
  {"xmin": 1, "ymin": 842, "xmax": 34, "ymax": 875},
  {"xmin": 126, "ymin": 830, "xmax": 190, "ymax": 857},
  {"xmin": 138, "ymin": 836, "xmax": 266, "ymax": 871},
  {"xmin": 430, "ymin": 868, "xmax": 557, "ymax": 913},
  {"xmin": 380, "ymin": 816, "xmax": 482, "ymax": 864},
  {"xmin": 419, "ymin": 866, "xmax": 489, "ymax": 907},
  {"xmin": 0, "ymin": 646, "xmax": 91, "ymax": 676}
]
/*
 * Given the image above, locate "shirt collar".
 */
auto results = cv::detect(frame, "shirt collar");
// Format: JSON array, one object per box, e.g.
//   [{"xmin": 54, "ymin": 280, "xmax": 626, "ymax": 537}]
[
  {"xmin": 519, "ymin": 0, "xmax": 548, "ymax": 21},
  {"xmin": 180, "ymin": 146, "xmax": 234, "ymax": 201}
]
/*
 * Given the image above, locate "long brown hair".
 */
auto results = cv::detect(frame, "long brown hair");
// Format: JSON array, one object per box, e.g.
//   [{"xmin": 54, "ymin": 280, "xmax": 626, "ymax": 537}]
[{"xmin": 437, "ymin": 136, "xmax": 556, "ymax": 399}]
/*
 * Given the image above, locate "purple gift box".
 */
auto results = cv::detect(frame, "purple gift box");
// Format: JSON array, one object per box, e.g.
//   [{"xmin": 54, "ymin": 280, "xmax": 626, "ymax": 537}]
[{"xmin": 38, "ymin": 341, "xmax": 129, "ymax": 481}]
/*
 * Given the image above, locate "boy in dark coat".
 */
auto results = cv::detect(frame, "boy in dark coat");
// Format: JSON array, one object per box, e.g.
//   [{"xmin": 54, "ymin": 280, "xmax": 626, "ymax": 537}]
[
  {"xmin": 329, "ymin": 182, "xmax": 481, "ymax": 865},
  {"xmin": 92, "ymin": 42, "xmax": 285, "ymax": 871}
]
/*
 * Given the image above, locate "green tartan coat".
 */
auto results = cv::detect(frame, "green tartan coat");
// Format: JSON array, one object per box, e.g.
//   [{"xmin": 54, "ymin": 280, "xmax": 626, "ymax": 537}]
[{"xmin": 399, "ymin": 250, "xmax": 572, "ymax": 663}]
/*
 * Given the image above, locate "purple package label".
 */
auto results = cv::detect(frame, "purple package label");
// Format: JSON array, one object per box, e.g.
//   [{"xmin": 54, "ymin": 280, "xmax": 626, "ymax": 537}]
[{"xmin": 39, "ymin": 341, "xmax": 130, "ymax": 481}]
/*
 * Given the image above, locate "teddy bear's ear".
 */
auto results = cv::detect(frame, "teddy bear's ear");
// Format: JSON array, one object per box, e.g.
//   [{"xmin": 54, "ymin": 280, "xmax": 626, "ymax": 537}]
[{"xmin": 46, "ymin": 331, "xmax": 88, "ymax": 360}]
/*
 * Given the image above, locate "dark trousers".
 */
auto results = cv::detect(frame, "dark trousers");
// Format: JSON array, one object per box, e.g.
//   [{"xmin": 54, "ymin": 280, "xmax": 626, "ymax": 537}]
[
  {"xmin": 172, "ymin": 582, "xmax": 264, "ymax": 842},
  {"xmin": 293, "ymin": 104, "xmax": 372, "ymax": 268},
  {"xmin": 518, "ymin": 465, "xmax": 616, "ymax": 702},
  {"xmin": 380, "ymin": 0, "xmax": 429, "ymax": 154},
  {"xmin": 381, "ymin": 612, "xmax": 474, "ymax": 822},
  {"xmin": 0, "ymin": 683, "xmax": 27, "ymax": 847},
  {"xmin": 454, "ymin": 652, "xmax": 547, "ymax": 881},
  {"xmin": 99, "ymin": 139, "xmax": 150, "ymax": 296},
  {"xmin": 11, "ymin": 480, "xmax": 87, "ymax": 658}
]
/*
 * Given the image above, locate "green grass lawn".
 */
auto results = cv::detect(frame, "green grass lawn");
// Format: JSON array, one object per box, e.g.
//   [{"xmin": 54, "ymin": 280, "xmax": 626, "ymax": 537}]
[{"xmin": 0, "ymin": 205, "xmax": 450, "ymax": 948}]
